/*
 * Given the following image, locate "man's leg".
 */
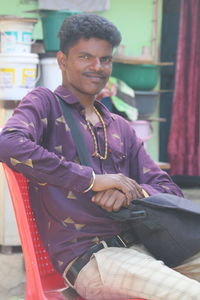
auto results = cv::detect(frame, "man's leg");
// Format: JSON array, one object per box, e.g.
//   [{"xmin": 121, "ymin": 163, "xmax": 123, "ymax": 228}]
[
  {"xmin": 174, "ymin": 250, "xmax": 200, "ymax": 281},
  {"xmin": 74, "ymin": 246, "xmax": 200, "ymax": 300}
]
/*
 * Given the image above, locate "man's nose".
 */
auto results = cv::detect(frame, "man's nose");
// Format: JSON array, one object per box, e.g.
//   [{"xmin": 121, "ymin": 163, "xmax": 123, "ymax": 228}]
[{"xmin": 90, "ymin": 58, "xmax": 103, "ymax": 71}]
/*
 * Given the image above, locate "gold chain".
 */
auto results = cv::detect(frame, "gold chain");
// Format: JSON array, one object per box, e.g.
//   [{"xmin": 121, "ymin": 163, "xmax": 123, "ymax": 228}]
[{"xmin": 86, "ymin": 107, "xmax": 108, "ymax": 160}]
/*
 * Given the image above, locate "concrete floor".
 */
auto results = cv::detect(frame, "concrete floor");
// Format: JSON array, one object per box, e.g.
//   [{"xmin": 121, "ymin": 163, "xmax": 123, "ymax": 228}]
[
  {"xmin": 0, "ymin": 187, "xmax": 199, "ymax": 300},
  {"xmin": 0, "ymin": 251, "xmax": 25, "ymax": 300},
  {"xmin": 182, "ymin": 187, "xmax": 200, "ymax": 204}
]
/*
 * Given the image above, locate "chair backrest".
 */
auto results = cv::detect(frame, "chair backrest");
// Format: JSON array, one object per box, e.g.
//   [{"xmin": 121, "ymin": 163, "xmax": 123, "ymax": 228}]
[
  {"xmin": 3, "ymin": 163, "xmax": 143, "ymax": 300},
  {"xmin": 2, "ymin": 163, "xmax": 67, "ymax": 300}
]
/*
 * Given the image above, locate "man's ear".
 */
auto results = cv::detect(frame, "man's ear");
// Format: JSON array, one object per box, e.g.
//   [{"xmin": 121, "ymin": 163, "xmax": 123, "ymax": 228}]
[{"xmin": 57, "ymin": 51, "xmax": 67, "ymax": 71}]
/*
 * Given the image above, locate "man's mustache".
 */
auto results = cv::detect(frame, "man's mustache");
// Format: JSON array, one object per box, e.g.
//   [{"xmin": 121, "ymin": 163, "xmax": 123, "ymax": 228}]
[{"xmin": 82, "ymin": 72, "xmax": 106, "ymax": 79}]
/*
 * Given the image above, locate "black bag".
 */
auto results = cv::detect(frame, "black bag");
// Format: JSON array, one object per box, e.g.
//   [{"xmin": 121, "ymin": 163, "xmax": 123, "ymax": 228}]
[
  {"xmin": 109, "ymin": 193, "xmax": 200, "ymax": 267},
  {"xmin": 57, "ymin": 94, "xmax": 200, "ymax": 268}
]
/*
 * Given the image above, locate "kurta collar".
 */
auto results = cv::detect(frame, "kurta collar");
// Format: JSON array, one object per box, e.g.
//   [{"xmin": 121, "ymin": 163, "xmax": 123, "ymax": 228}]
[
  {"xmin": 54, "ymin": 85, "xmax": 114, "ymax": 127},
  {"xmin": 54, "ymin": 85, "xmax": 79, "ymax": 104}
]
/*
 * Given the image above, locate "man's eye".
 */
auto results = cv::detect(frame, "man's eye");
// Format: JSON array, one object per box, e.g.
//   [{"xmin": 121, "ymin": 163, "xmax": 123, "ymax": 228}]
[
  {"xmin": 80, "ymin": 55, "xmax": 89, "ymax": 60},
  {"xmin": 101, "ymin": 57, "xmax": 112, "ymax": 63}
]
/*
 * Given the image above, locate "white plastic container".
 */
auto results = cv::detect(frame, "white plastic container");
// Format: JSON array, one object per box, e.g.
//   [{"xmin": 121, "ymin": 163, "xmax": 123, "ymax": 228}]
[
  {"xmin": 131, "ymin": 120, "xmax": 152, "ymax": 149},
  {"xmin": 0, "ymin": 17, "xmax": 37, "ymax": 53},
  {"xmin": 38, "ymin": 54, "xmax": 62, "ymax": 90},
  {"xmin": 0, "ymin": 53, "xmax": 39, "ymax": 100}
]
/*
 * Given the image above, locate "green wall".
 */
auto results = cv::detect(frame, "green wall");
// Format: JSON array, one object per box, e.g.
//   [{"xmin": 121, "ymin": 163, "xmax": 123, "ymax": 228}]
[{"xmin": 99, "ymin": 0, "xmax": 154, "ymax": 57}]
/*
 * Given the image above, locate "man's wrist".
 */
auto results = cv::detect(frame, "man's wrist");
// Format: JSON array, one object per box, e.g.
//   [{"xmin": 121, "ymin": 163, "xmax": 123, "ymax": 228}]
[{"xmin": 83, "ymin": 171, "xmax": 95, "ymax": 193}]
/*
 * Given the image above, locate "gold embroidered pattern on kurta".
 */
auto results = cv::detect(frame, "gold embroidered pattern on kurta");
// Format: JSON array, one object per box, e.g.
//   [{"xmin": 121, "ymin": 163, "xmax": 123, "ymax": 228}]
[
  {"xmin": 55, "ymin": 115, "xmax": 65, "ymax": 124},
  {"xmin": 161, "ymin": 185, "xmax": 170, "ymax": 190},
  {"xmin": 143, "ymin": 167, "xmax": 150, "ymax": 174},
  {"xmin": 67, "ymin": 191, "xmax": 77, "ymax": 199},
  {"xmin": 20, "ymin": 120, "xmax": 34, "ymax": 128},
  {"xmin": 57, "ymin": 260, "xmax": 64, "ymax": 266},
  {"xmin": 19, "ymin": 137, "xmax": 25, "ymax": 143},
  {"xmin": 54, "ymin": 145, "xmax": 63, "ymax": 153},
  {"xmin": 10, "ymin": 158, "xmax": 33, "ymax": 168},
  {"xmin": 7, "ymin": 127, "xmax": 17, "ymax": 131},
  {"xmin": 23, "ymin": 159, "xmax": 33, "ymax": 168},
  {"xmin": 62, "ymin": 217, "xmax": 85, "ymax": 231},
  {"xmin": 55, "ymin": 115, "xmax": 70, "ymax": 132},
  {"xmin": 111, "ymin": 133, "xmax": 121, "ymax": 140},
  {"xmin": 10, "ymin": 158, "xmax": 21, "ymax": 166},
  {"xmin": 62, "ymin": 217, "xmax": 74, "ymax": 227},
  {"xmin": 37, "ymin": 182, "xmax": 47, "ymax": 186},
  {"xmin": 41, "ymin": 118, "xmax": 48, "ymax": 125},
  {"xmin": 74, "ymin": 223, "xmax": 85, "ymax": 230}
]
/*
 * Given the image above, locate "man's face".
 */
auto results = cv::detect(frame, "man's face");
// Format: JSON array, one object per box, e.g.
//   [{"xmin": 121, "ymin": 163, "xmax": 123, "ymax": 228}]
[{"xmin": 58, "ymin": 38, "xmax": 113, "ymax": 97}]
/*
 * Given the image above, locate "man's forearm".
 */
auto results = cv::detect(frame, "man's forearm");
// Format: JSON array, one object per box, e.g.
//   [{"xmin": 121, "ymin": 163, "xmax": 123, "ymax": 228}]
[{"xmin": 0, "ymin": 130, "xmax": 93, "ymax": 193}]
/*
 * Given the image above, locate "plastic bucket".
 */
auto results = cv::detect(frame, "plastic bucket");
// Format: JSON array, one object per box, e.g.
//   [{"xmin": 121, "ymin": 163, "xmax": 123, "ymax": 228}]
[
  {"xmin": 0, "ymin": 53, "xmax": 39, "ymax": 100},
  {"xmin": 134, "ymin": 91, "xmax": 159, "ymax": 119},
  {"xmin": 131, "ymin": 120, "xmax": 152, "ymax": 149},
  {"xmin": 0, "ymin": 17, "xmax": 37, "ymax": 53},
  {"xmin": 112, "ymin": 63, "xmax": 159, "ymax": 91},
  {"xmin": 38, "ymin": 53, "xmax": 62, "ymax": 90},
  {"xmin": 40, "ymin": 10, "xmax": 80, "ymax": 52}
]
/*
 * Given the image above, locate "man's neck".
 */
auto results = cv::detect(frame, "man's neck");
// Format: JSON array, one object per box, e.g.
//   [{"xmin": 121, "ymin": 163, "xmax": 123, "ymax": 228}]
[
  {"xmin": 62, "ymin": 84, "xmax": 96, "ymax": 109},
  {"xmin": 85, "ymin": 106, "xmax": 100, "ymax": 125},
  {"xmin": 62, "ymin": 84, "xmax": 100, "ymax": 125}
]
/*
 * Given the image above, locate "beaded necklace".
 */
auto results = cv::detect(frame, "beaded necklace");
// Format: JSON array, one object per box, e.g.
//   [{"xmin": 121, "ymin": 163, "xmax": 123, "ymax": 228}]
[{"xmin": 86, "ymin": 106, "xmax": 108, "ymax": 160}]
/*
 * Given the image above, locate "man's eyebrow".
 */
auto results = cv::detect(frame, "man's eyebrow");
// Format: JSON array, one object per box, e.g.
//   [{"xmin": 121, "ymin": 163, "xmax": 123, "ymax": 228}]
[
  {"xmin": 79, "ymin": 51, "xmax": 91, "ymax": 55},
  {"xmin": 78, "ymin": 52, "xmax": 112, "ymax": 57}
]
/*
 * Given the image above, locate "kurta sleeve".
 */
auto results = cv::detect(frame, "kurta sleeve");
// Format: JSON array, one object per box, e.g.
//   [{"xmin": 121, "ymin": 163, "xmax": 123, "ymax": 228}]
[
  {"xmin": 129, "ymin": 127, "xmax": 183, "ymax": 197},
  {"xmin": 0, "ymin": 88, "xmax": 93, "ymax": 193}
]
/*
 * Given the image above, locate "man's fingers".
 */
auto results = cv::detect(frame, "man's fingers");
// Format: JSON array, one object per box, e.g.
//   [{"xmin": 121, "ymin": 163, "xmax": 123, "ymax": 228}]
[
  {"xmin": 92, "ymin": 174, "xmax": 144, "ymax": 204},
  {"xmin": 91, "ymin": 191, "xmax": 105, "ymax": 203},
  {"xmin": 103, "ymin": 190, "xmax": 125, "ymax": 211},
  {"xmin": 91, "ymin": 189, "xmax": 126, "ymax": 212},
  {"xmin": 118, "ymin": 178, "xmax": 140, "ymax": 201},
  {"xmin": 112, "ymin": 197, "xmax": 126, "ymax": 211}
]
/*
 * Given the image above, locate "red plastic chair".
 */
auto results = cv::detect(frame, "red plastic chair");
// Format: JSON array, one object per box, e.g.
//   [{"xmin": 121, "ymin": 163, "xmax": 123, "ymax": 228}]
[{"xmin": 2, "ymin": 163, "xmax": 143, "ymax": 300}]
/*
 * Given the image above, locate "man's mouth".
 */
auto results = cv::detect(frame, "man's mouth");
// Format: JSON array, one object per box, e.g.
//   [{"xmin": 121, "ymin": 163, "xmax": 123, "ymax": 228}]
[{"xmin": 83, "ymin": 72, "xmax": 106, "ymax": 80}]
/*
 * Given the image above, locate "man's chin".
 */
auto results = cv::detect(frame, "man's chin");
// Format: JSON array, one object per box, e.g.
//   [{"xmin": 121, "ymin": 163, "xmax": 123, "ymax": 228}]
[
  {"xmin": 72, "ymin": 83, "xmax": 107, "ymax": 98},
  {"xmin": 84, "ymin": 88, "xmax": 105, "ymax": 97},
  {"xmin": 86, "ymin": 81, "xmax": 108, "ymax": 96}
]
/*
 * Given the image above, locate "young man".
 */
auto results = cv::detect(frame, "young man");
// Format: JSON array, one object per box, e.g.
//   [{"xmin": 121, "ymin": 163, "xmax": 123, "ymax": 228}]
[{"xmin": 0, "ymin": 14, "xmax": 200, "ymax": 300}]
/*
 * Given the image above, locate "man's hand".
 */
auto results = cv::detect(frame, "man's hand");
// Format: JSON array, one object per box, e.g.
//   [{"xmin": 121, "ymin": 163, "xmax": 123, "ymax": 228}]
[
  {"xmin": 92, "ymin": 173, "xmax": 144, "ymax": 203},
  {"xmin": 91, "ymin": 189, "xmax": 127, "ymax": 212}
]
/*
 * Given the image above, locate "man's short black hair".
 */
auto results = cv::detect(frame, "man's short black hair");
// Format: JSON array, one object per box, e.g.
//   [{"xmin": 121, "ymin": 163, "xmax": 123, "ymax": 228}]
[{"xmin": 58, "ymin": 14, "xmax": 122, "ymax": 53}]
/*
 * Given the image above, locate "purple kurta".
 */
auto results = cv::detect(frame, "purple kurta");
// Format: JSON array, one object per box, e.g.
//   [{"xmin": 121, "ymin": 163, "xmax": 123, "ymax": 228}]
[{"xmin": 0, "ymin": 86, "xmax": 183, "ymax": 273}]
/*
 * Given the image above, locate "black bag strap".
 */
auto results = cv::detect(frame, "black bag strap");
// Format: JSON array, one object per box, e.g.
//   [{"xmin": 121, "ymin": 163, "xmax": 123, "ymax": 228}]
[
  {"xmin": 56, "ymin": 95, "xmax": 92, "ymax": 167},
  {"xmin": 56, "ymin": 95, "xmax": 145, "ymax": 218}
]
